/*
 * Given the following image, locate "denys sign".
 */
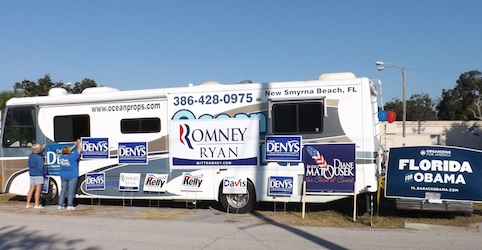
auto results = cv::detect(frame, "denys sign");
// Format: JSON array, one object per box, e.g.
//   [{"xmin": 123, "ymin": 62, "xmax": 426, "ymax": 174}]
[{"xmin": 385, "ymin": 145, "xmax": 482, "ymax": 201}]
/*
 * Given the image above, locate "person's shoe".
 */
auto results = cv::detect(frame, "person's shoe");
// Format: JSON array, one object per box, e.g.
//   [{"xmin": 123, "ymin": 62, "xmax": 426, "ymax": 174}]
[
  {"xmin": 58, "ymin": 206, "xmax": 63, "ymax": 210},
  {"xmin": 67, "ymin": 206, "xmax": 75, "ymax": 210},
  {"xmin": 34, "ymin": 205, "xmax": 43, "ymax": 209},
  {"xmin": 25, "ymin": 205, "xmax": 31, "ymax": 209}
]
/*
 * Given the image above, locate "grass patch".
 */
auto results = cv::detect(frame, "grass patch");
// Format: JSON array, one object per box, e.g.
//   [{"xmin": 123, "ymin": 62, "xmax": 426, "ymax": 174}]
[
  {"xmin": 252, "ymin": 199, "xmax": 482, "ymax": 228},
  {"xmin": 255, "ymin": 210, "xmax": 367, "ymax": 228},
  {"xmin": 0, "ymin": 193, "xmax": 19, "ymax": 203},
  {"xmin": 255, "ymin": 208, "xmax": 482, "ymax": 228}
]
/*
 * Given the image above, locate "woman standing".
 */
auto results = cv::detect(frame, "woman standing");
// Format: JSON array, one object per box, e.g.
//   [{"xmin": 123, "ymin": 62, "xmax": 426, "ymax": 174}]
[
  {"xmin": 26, "ymin": 143, "xmax": 46, "ymax": 209},
  {"xmin": 58, "ymin": 139, "xmax": 81, "ymax": 210}
]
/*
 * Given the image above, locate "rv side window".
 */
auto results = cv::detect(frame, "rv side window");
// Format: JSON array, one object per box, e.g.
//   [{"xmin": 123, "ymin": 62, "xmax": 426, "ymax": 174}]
[
  {"xmin": 54, "ymin": 115, "xmax": 90, "ymax": 142},
  {"xmin": 272, "ymin": 102, "xmax": 323, "ymax": 134},
  {"xmin": 2, "ymin": 106, "xmax": 37, "ymax": 148},
  {"xmin": 121, "ymin": 118, "xmax": 160, "ymax": 134}
]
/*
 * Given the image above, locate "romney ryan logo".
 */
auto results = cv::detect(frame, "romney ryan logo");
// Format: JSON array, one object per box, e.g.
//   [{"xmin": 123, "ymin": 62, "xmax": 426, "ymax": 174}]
[
  {"xmin": 170, "ymin": 119, "xmax": 259, "ymax": 167},
  {"xmin": 177, "ymin": 123, "xmax": 248, "ymax": 158},
  {"xmin": 179, "ymin": 124, "xmax": 194, "ymax": 149}
]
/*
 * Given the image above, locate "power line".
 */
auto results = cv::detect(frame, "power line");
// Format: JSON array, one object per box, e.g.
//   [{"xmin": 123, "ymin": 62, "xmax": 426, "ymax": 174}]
[{"xmin": 407, "ymin": 68, "xmax": 462, "ymax": 74}]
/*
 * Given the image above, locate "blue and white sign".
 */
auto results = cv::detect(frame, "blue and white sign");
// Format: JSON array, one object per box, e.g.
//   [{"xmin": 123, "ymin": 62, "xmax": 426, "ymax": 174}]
[
  {"xmin": 119, "ymin": 173, "xmax": 141, "ymax": 191},
  {"xmin": 85, "ymin": 173, "xmax": 105, "ymax": 191},
  {"xmin": 385, "ymin": 146, "xmax": 482, "ymax": 201},
  {"xmin": 268, "ymin": 176, "xmax": 293, "ymax": 196},
  {"xmin": 81, "ymin": 137, "xmax": 109, "ymax": 159},
  {"xmin": 265, "ymin": 136, "xmax": 301, "ymax": 162},
  {"xmin": 46, "ymin": 143, "xmax": 73, "ymax": 176},
  {"xmin": 118, "ymin": 142, "xmax": 148, "ymax": 164},
  {"xmin": 170, "ymin": 119, "xmax": 259, "ymax": 168},
  {"xmin": 42, "ymin": 176, "xmax": 49, "ymax": 194},
  {"xmin": 222, "ymin": 176, "xmax": 247, "ymax": 194},
  {"xmin": 302, "ymin": 143, "xmax": 356, "ymax": 193}
]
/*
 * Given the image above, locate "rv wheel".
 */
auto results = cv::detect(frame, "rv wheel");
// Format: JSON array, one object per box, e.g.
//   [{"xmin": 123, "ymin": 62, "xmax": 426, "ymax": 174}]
[
  {"xmin": 42, "ymin": 178, "xmax": 59, "ymax": 205},
  {"xmin": 219, "ymin": 180, "xmax": 256, "ymax": 214}
]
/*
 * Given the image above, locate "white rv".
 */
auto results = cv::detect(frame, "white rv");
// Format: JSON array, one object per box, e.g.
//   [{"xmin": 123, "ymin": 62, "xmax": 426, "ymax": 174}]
[{"xmin": 2, "ymin": 72, "xmax": 384, "ymax": 213}]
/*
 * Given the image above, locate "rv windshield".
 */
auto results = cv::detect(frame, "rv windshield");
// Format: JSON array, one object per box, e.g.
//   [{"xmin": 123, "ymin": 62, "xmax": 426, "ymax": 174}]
[{"xmin": 2, "ymin": 106, "xmax": 37, "ymax": 148}]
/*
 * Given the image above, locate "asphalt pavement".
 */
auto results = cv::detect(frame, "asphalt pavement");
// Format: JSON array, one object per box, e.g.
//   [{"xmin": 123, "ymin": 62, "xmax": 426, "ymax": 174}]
[{"xmin": 1, "ymin": 202, "xmax": 482, "ymax": 250}]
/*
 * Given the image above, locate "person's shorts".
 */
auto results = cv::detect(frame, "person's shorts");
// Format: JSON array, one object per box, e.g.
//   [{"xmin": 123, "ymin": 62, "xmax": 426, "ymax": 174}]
[{"xmin": 30, "ymin": 176, "xmax": 44, "ymax": 185}]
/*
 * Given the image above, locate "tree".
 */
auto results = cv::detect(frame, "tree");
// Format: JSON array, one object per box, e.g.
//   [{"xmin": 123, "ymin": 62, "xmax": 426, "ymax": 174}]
[
  {"xmin": 13, "ymin": 74, "xmax": 98, "ymax": 96},
  {"xmin": 0, "ymin": 90, "xmax": 23, "ymax": 115},
  {"xmin": 436, "ymin": 70, "xmax": 482, "ymax": 120},
  {"xmin": 406, "ymin": 93, "xmax": 437, "ymax": 121},
  {"xmin": 436, "ymin": 89, "xmax": 460, "ymax": 120},
  {"xmin": 14, "ymin": 74, "xmax": 56, "ymax": 96},
  {"xmin": 384, "ymin": 93, "xmax": 437, "ymax": 121},
  {"xmin": 70, "ymin": 78, "xmax": 97, "ymax": 94},
  {"xmin": 384, "ymin": 98, "xmax": 403, "ymax": 121}
]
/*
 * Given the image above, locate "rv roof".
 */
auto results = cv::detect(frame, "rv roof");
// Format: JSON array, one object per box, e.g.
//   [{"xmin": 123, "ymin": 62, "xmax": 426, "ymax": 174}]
[
  {"xmin": 318, "ymin": 72, "xmax": 356, "ymax": 80},
  {"xmin": 7, "ymin": 88, "xmax": 169, "ymax": 106},
  {"xmin": 6, "ymin": 74, "xmax": 366, "ymax": 106}
]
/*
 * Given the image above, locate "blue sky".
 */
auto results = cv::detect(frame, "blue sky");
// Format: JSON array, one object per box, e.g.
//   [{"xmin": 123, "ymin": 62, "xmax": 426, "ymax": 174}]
[{"xmin": 1, "ymin": 1, "xmax": 481, "ymax": 103}]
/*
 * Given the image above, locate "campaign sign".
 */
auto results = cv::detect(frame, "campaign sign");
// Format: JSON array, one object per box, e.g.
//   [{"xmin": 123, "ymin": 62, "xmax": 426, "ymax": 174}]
[
  {"xmin": 222, "ymin": 176, "xmax": 247, "ymax": 194},
  {"xmin": 42, "ymin": 176, "xmax": 49, "ymax": 194},
  {"xmin": 302, "ymin": 143, "xmax": 356, "ymax": 193},
  {"xmin": 118, "ymin": 142, "xmax": 148, "ymax": 164},
  {"xmin": 385, "ymin": 146, "xmax": 482, "ymax": 201},
  {"xmin": 143, "ymin": 173, "xmax": 168, "ymax": 192},
  {"xmin": 265, "ymin": 136, "xmax": 302, "ymax": 162},
  {"xmin": 170, "ymin": 119, "xmax": 259, "ymax": 168},
  {"xmin": 181, "ymin": 172, "xmax": 203, "ymax": 192},
  {"xmin": 118, "ymin": 173, "xmax": 141, "ymax": 191},
  {"xmin": 85, "ymin": 173, "xmax": 105, "ymax": 190},
  {"xmin": 81, "ymin": 137, "xmax": 109, "ymax": 159},
  {"xmin": 268, "ymin": 176, "xmax": 293, "ymax": 196},
  {"xmin": 46, "ymin": 143, "xmax": 74, "ymax": 176}
]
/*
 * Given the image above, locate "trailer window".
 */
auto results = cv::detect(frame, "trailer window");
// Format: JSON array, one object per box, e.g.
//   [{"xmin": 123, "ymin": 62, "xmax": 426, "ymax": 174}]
[
  {"xmin": 121, "ymin": 118, "xmax": 160, "ymax": 134},
  {"xmin": 2, "ymin": 106, "xmax": 37, "ymax": 148},
  {"xmin": 54, "ymin": 115, "xmax": 90, "ymax": 142},
  {"xmin": 272, "ymin": 102, "xmax": 323, "ymax": 134}
]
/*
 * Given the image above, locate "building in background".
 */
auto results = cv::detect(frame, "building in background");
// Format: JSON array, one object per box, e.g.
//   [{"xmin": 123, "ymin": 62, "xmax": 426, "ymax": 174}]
[{"xmin": 380, "ymin": 121, "xmax": 482, "ymax": 150}]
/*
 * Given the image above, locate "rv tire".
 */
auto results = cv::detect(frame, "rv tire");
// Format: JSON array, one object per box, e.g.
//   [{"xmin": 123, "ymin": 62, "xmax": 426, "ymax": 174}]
[{"xmin": 219, "ymin": 180, "xmax": 256, "ymax": 214}]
